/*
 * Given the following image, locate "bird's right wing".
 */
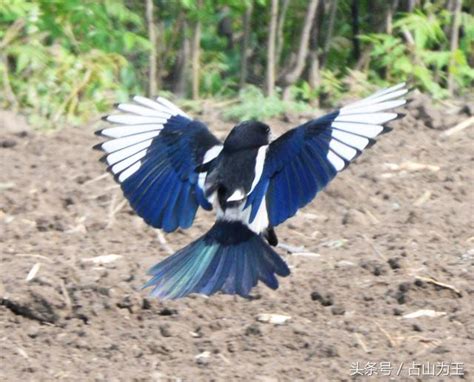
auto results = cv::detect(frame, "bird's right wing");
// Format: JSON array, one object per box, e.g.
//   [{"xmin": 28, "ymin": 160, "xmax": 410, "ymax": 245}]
[
  {"xmin": 246, "ymin": 83, "xmax": 408, "ymax": 227},
  {"xmin": 95, "ymin": 96, "xmax": 222, "ymax": 232}
]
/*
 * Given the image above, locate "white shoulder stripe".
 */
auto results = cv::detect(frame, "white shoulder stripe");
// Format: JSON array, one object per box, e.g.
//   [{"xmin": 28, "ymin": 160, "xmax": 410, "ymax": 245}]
[
  {"xmin": 247, "ymin": 195, "xmax": 269, "ymax": 233},
  {"xmin": 203, "ymin": 145, "xmax": 223, "ymax": 164},
  {"xmin": 197, "ymin": 145, "xmax": 223, "ymax": 196},
  {"xmin": 248, "ymin": 145, "xmax": 268, "ymax": 195}
]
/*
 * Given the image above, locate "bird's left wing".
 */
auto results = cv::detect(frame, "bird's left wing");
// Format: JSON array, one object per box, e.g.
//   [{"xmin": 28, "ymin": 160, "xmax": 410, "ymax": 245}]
[
  {"xmin": 95, "ymin": 96, "xmax": 222, "ymax": 232},
  {"xmin": 246, "ymin": 83, "xmax": 408, "ymax": 227}
]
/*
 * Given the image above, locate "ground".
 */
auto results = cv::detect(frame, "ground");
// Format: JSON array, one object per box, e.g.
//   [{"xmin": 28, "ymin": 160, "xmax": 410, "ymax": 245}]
[{"xmin": 1, "ymin": 93, "xmax": 473, "ymax": 382}]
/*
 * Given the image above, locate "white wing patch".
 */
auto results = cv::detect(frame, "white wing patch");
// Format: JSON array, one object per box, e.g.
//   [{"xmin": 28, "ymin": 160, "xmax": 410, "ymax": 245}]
[
  {"xmin": 227, "ymin": 189, "xmax": 246, "ymax": 202},
  {"xmin": 329, "ymin": 140, "xmax": 357, "ymax": 161},
  {"xmin": 97, "ymin": 96, "xmax": 192, "ymax": 183},
  {"xmin": 330, "ymin": 130, "xmax": 369, "ymax": 150},
  {"xmin": 335, "ymin": 112, "xmax": 398, "ymax": 125},
  {"xmin": 248, "ymin": 145, "xmax": 268, "ymax": 195},
  {"xmin": 247, "ymin": 196, "xmax": 269, "ymax": 233},
  {"xmin": 326, "ymin": 83, "xmax": 407, "ymax": 172},
  {"xmin": 101, "ymin": 131, "xmax": 160, "ymax": 153},
  {"xmin": 110, "ymin": 150, "xmax": 147, "ymax": 174},
  {"xmin": 105, "ymin": 114, "xmax": 169, "ymax": 125},
  {"xmin": 327, "ymin": 151, "xmax": 345, "ymax": 171},
  {"xmin": 197, "ymin": 145, "xmax": 223, "ymax": 199},
  {"xmin": 100, "ymin": 124, "xmax": 164, "ymax": 138},
  {"xmin": 331, "ymin": 122, "xmax": 383, "ymax": 138},
  {"xmin": 106, "ymin": 140, "xmax": 152, "ymax": 166}
]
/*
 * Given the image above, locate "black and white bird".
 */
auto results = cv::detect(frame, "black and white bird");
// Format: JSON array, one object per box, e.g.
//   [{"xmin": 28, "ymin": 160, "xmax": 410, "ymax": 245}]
[{"xmin": 95, "ymin": 83, "xmax": 407, "ymax": 300}]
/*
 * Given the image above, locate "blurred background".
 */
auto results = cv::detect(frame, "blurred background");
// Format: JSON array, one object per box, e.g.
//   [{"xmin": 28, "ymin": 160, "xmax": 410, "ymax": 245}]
[
  {"xmin": 1, "ymin": 1, "xmax": 473, "ymax": 381},
  {"xmin": 0, "ymin": 0, "xmax": 473, "ymax": 129}
]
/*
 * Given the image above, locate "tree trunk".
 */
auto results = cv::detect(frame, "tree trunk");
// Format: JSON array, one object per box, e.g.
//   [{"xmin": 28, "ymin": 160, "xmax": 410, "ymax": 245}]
[
  {"xmin": 448, "ymin": 0, "xmax": 462, "ymax": 95},
  {"xmin": 266, "ymin": 0, "xmax": 279, "ymax": 97},
  {"xmin": 308, "ymin": 0, "xmax": 324, "ymax": 88},
  {"xmin": 385, "ymin": 0, "xmax": 395, "ymax": 35},
  {"xmin": 240, "ymin": 2, "xmax": 253, "ymax": 89},
  {"xmin": 173, "ymin": 20, "xmax": 190, "ymax": 97},
  {"xmin": 407, "ymin": 0, "xmax": 417, "ymax": 11},
  {"xmin": 155, "ymin": 20, "xmax": 164, "ymax": 90},
  {"xmin": 278, "ymin": 0, "xmax": 319, "ymax": 87},
  {"xmin": 276, "ymin": 0, "xmax": 290, "ymax": 68},
  {"xmin": 351, "ymin": 0, "xmax": 360, "ymax": 61},
  {"xmin": 191, "ymin": 1, "xmax": 202, "ymax": 100},
  {"xmin": 382, "ymin": 0, "xmax": 399, "ymax": 80},
  {"xmin": 145, "ymin": 0, "xmax": 157, "ymax": 96},
  {"xmin": 320, "ymin": 0, "xmax": 337, "ymax": 69}
]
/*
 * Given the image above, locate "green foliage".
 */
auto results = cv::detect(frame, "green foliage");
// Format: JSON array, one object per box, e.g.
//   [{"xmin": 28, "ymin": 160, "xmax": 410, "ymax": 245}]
[
  {"xmin": 0, "ymin": 0, "xmax": 149, "ymax": 129},
  {"xmin": 0, "ymin": 0, "xmax": 472, "ymax": 130},
  {"xmin": 291, "ymin": 69, "xmax": 345, "ymax": 106},
  {"xmin": 359, "ymin": 7, "xmax": 474, "ymax": 98},
  {"xmin": 223, "ymin": 85, "xmax": 309, "ymax": 122}
]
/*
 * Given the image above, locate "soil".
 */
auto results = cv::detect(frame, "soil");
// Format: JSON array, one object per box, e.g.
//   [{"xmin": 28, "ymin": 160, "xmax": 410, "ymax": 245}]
[{"xmin": 1, "ymin": 94, "xmax": 473, "ymax": 381}]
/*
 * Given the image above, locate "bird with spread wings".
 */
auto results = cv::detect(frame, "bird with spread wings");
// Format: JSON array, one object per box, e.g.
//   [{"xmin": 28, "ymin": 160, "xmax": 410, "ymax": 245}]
[{"xmin": 95, "ymin": 83, "xmax": 407, "ymax": 299}]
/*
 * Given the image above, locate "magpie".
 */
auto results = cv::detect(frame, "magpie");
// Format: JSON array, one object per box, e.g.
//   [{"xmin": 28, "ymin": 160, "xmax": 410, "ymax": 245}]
[{"xmin": 95, "ymin": 83, "xmax": 407, "ymax": 300}]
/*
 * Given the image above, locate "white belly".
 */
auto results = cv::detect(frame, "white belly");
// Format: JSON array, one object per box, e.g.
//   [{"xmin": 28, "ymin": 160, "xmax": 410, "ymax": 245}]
[{"xmin": 214, "ymin": 193, "xmax": 269, "ymax": 234}]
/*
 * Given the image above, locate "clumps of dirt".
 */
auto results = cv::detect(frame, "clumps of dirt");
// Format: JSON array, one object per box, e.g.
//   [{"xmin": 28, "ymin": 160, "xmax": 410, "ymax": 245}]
[
  {"xmin": 310, "ymin": 290, "xmax": 334, "ymax": 306},
  {"xmin": 406, "ymin": 91, "xmax": 473, "ymax": 130},
  {"xmin": 1, "ymin": 94, "xmax": 473, "ymax": 381},
  {"xmin": 387, "ymin": 279, "xmax": 464, "ymax": 307},
  {"xmin": 359, "ymin": 259, "xmax": 388, "ymax": 276},
  {"xmin": 387, "ymin": 257, "xmax": 402, "ymax": 270},
  {"xmin": 35, "ymin": 216, "xmax": 68, "ymax": 232},
  {"xmin": 1, "ymin": 288, "xmax": 66, "ymax": 324},
  {"xmin": 1, "ymin": 138, "xmax": 17, "ymax": 148}
]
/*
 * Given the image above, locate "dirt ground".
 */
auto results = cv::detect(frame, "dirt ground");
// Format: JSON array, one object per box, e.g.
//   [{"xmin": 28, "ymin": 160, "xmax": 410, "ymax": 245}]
[{"xmin": 1, "ymin": 93, "xmax": 473, "ymax": 382}]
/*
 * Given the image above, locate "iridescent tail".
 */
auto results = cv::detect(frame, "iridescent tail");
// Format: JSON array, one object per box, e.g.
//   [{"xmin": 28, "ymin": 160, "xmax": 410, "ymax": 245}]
[{"xmin": 143, "ymin": 221, "xmax": 290, "ymax": 300}]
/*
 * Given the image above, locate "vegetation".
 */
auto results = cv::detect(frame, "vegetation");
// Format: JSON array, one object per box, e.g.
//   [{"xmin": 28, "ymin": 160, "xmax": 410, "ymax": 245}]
[{"xmin": 0, "ymin": 0, "xmax": 473, "ymax": 129}]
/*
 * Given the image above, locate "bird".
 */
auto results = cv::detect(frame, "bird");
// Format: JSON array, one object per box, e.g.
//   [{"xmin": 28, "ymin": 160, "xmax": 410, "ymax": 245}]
[{"xmin": 95, "ymin": 83, "xmax": 407, "ymax": 300}]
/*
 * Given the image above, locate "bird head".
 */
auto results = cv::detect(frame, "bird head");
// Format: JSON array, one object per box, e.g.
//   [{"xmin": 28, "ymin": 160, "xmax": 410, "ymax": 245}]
[{"xmin": 224, "ymin": 121, "xmax": 270, "ymax": 151}]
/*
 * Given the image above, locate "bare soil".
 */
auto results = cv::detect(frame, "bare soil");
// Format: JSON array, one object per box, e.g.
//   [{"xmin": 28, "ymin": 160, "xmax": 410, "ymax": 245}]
[{"xmin": 1, "ymin": 95, "xmax": 473, "ymax": 381}]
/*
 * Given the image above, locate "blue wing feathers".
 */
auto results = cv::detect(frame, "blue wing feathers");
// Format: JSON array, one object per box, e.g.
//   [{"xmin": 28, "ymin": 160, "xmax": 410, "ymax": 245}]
[
  {"xmin": 261, "ymin": 127, "xmax": 340, "ymax": 226},
  {"xmin": 258, "ymin": 84, "xmax": 406, "ymax": 228},
  {"xmin": 99, "ymin": 110, "xmax": 221, "ymax": 232},
  {"xmin": 176, "ymin": 182, "xmax": 196, "ymax": 228},
  {"xmin": 161, "ymin": 180, "xmax": 183, "ymax": 232},
  {"xmin": 293, "ymin": 157, "xmax": 314, "ymax": 206}
]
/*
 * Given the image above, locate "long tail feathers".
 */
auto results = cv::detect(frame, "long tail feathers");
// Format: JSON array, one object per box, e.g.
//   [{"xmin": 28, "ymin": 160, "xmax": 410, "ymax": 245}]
[{"xmin": 143, "ymin": 221, "xmax": 290, "ymax": 300}]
